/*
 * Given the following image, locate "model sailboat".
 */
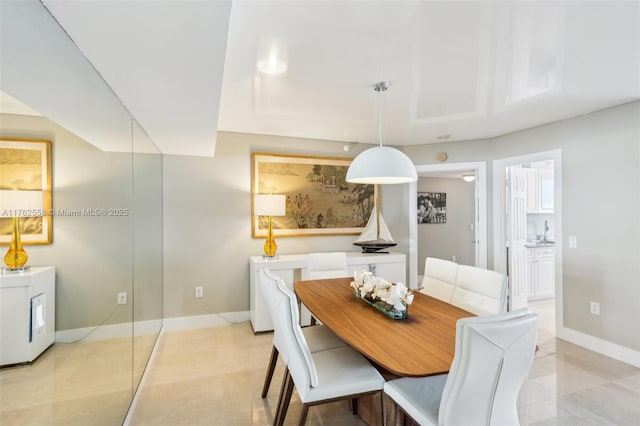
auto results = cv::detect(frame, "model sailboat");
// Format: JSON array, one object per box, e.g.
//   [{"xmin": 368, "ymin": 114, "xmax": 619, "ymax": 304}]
[{"xmin": 353, "ymin": 204, "xmax": 397, "ymax": 253}]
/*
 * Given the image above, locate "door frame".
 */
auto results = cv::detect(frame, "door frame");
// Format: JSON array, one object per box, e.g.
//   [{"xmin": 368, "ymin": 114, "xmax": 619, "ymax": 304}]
[
  {"xmin": 493, "ymin": 149, "xmax": 563, "ymax": 330},
  {"xmin": 408, "ymin": 161, "xmax": 487, "ymax": 289}
]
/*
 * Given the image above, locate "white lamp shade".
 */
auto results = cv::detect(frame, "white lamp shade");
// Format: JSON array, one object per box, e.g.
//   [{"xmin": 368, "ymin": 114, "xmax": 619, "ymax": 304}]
[
  {"xmin": 254, "ymin": 194, "xmax": 286, "ymax": 216},
  {"xmin": 0, "ymin": 190, "xmax": 44, "ymax": 216},
  {"xmin": 346, "ymin": 146, "xmax": 418, "ymax": 184}
]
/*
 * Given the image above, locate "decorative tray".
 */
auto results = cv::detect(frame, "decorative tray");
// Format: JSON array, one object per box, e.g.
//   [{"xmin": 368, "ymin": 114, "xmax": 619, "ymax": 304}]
[{"xmin": 354, "ymin": 291, "xmax": 407, "ymax": 320}]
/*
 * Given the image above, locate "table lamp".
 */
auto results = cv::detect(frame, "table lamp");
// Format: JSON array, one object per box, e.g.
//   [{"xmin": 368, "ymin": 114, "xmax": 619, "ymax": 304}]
[
  {"xmin": 254, "ymin": 194, "xmax": 286, "ymax": 258},
  {"xmin": 0, "ymin": 189, "xmax": 44, "ymax": 271}
]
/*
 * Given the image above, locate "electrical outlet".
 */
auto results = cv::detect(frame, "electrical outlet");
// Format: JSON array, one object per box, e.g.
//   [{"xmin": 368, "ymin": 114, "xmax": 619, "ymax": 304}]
[
  {"xmin": 117, "ymin": 292, "xmax": 127, "ymax": 305},
  {"xmin": 569, "ymin": 236, "xmax": 578, "ymax": 248},
  {"xmin": 452, "ymin": 255, "xmax": 457, "ymax": 262},
  {"xmin": 590, "ymin": 301, "xmax": 600, "ymax": 316},
  {"xmin": 195, "ymin": 286, "xmax": 204, "ymax": 298}
]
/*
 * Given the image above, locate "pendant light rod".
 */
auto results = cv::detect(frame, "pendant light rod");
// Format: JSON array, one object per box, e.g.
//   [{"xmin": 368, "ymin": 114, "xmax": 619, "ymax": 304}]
[{"xmin": 373, "ymin": 82, "xmax": 390, "ymax": 148}]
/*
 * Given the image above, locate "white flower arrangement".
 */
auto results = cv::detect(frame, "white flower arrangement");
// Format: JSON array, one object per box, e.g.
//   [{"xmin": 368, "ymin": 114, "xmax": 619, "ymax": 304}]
[{"xmin": 350, "ymin": 269, "xmax": 415, "ymax": 312}]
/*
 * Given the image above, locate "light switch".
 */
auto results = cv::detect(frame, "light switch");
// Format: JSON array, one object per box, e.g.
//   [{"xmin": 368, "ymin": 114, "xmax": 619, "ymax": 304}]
[{"xmin": 569, "ymin": 236, "xmax": 577, "ymax": 248}]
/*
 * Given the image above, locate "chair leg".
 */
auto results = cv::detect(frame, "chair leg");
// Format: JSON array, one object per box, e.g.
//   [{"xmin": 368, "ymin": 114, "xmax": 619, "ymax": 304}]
[
  {"xmin": 298, "ymin": 404, "xmax": 309, "ymax": 426},
  {"xmin": 273, "ymin": 368, "xmax": 289, "ymax": 426},
  {"xmin": 262, "ymin": 345, "xmax": 279, "ymax": 398},
  {"xmin": 276, "ymin": 370, "xmax": 295, "ymax": 426},
  {"xmin": 351, "ymin": 397, "xmax": 358, "ymax": 415}
]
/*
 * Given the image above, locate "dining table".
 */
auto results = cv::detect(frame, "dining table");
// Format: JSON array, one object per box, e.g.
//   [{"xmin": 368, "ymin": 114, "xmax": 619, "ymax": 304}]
[{"xmin": 294, "ymin": 277, "xmax": 474, "ymax": 425}]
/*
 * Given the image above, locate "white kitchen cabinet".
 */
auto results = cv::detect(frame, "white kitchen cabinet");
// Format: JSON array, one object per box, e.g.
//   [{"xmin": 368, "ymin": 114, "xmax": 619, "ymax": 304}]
[
  {"xmin": 526, "ymin": 169, "xmax": 539, "ymax": 212},
  {"xmin": 527, "ymin": 247, "xmax": 555, "ymax": 300},
  {"xmin": 526, "ymin": 168, "xmax": 554, "ymax": 213},
  {"xmin": 0, "ymin": 266, "xmax": 56, "ymax": 366},
  {"xmin": 539, "ymin": 169, "xmax": 554, "ymax": 213},
  {"xmin": 249, "ymin": 252, "xmax": 406, "ymax": 332}
]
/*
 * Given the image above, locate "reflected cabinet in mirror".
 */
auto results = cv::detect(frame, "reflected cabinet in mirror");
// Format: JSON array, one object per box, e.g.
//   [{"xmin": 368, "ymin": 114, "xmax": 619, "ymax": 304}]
[{"xmin": 0, "ymin": 1, "xmax": 163, "ymax": 424}]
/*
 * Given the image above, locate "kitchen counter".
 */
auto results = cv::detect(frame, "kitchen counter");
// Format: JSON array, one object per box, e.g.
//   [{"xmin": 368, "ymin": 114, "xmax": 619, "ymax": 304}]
[{"xmin": 526, "ymin": 241, "xmax": 555, "ymax": 248}]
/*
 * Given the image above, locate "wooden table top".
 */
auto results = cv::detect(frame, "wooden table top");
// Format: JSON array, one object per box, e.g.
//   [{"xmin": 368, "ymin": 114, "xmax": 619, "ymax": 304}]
[{"xmin": 294, "ymin": 277, "xmax": 474, "ymax": 377}]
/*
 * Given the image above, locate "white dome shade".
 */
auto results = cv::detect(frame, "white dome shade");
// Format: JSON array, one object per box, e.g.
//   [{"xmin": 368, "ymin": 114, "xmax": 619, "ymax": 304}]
[{"xmin": 346, "ymin": 146, "xmax": 417, "ymax": 184}]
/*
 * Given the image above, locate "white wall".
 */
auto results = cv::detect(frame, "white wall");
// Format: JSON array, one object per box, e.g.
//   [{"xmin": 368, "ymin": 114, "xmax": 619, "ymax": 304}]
[
  {"xmin": 161, "ymin": 132, "xmax": 407, "ymax": 319},
  {"xmin": 405, "ymin": 102, "xmax": 640, "ymax": 353},
  {"xmin": 417, "ymin": 177, "xmax": 475, "ymax": 272}
]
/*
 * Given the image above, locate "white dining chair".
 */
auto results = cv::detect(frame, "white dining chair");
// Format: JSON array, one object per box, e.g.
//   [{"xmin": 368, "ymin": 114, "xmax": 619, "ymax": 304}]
[
  {"xmin": 450, "ymin": 265, "xmax": 508, "ymax": 316},
  {"xmin": 306, "ymin": 252, "xmax": 349, "ymax": 279},
  {"xmin": 260, "ymin": 269, "xmax": 384, "ymax": 426},
  {"xmin": 303, "ymin": 252, "xmax": 349, "ymax": 325},
  {"xmin": 260, "ymin": 269, "xmax": 346, "ymax": 398},
  {"xmin": 420, "ymin": 257, "xmax": 458, "ymax": 303},
  {"xmin": 384, "ymin": 309, "xmax": 538, "ymax": 426}
]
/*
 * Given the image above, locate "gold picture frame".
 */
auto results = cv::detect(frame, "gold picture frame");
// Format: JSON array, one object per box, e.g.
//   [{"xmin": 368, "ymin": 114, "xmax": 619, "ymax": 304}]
[
  {"xmin": 252, "ymin": 153, "xmax": 375, "ymax": 237},
  {"xmin": 0, "ymin": 137, "xmax": 53, "ymax": 245}
]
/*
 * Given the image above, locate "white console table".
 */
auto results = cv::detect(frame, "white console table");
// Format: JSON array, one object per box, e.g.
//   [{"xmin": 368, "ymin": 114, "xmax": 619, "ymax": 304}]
[
  {"xmin": 249, "ymin": 252, "xmax": 406, "ymax": 333},
  {"xmin": 0, "ymin": 266, "xmax": 56, "ymax": 366}
]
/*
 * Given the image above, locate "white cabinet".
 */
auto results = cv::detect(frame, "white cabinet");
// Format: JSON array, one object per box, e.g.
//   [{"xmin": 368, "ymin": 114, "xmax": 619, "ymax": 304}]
[
  {"xmin": 527, "ymin": 247, "xmax": 554, "ymax": 300},
  {"xmin": 249, "ymin": 252, "xmax": 406, "ymax": 332},
  {"xmin": 0, "ymin": 266, "xmax": 56, "ymax": 366},
  {"xmin": 539, "ymin": 169, "xmax": 554, "ymax": 213},
  {"xmin": 526, "ymin": 168, "xmax": 554, "ymax": 213},
  {"xmin": 526, "ymin": 169, "xmax": 539, "ymax": 212}
]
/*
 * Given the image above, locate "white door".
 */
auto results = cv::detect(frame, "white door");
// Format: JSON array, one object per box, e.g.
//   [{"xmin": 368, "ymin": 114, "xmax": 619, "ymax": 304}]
[
  {"xmin": 508, "ymin": 167, "xmax": 528, "ymax": 310},
  {"xmin": 474, "ymin": 177, "xmax": 480, "ymax": 266}
]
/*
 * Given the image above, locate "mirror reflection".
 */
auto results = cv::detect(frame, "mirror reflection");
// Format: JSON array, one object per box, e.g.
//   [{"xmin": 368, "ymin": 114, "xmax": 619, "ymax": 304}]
[{"xmin": 0, "ymin": 1, "xmax": 163, "ymax": 424}]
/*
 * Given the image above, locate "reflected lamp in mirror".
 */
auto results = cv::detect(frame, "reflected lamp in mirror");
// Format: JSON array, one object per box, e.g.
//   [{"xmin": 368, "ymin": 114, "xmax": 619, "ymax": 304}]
[
  {"xmin": 0, "ymin": 189, "xmax": 44, "ymax": 271},
  {"xmin": 462, "ymin": 173, "xmax": 476, "ymax": 182},
  {"xmin": 254, "ymin": 194, "xmax": 286, "ymax": 258}
]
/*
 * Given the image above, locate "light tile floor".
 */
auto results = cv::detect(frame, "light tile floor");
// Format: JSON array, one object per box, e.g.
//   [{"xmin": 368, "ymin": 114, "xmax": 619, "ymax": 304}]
[
  {"xmin": 529, "ymin": 298, "xmax": 556, "ymax": 344},
  {"xmin": 2, "ymin": 315, "xmax": 639, "ymax": 425},
  {"xmin": 0, "ymin": 334, "xmax": 156, "ymax": 426}
]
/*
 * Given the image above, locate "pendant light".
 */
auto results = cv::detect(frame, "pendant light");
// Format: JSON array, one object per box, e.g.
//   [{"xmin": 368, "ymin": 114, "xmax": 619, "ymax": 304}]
[{"xmin": 346, "ymin": 82, "xmax": 417, "ymax": 184}]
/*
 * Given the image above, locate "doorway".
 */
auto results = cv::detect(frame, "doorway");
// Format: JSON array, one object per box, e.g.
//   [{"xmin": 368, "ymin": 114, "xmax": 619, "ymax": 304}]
[
  {"xmin": 493, "ymin": 149, "xmax": 563, "ymax": 343},
  {"xmin": 408, "ymin": 161, "xmax": 487, "ymax": 289}
]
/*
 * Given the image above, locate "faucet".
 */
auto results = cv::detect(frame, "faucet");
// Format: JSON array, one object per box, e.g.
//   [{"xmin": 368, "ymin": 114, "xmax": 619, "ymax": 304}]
[{"xmin": 542, "ymin": 220, "xmax": 550, "ymax": 243}]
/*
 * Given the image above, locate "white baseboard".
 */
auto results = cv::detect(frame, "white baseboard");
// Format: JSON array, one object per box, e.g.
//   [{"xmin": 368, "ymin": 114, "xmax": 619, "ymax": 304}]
[
  {"xmin": 558, "ymin": 326, "xmax": 640, "ymax": 368},
  {"xmin": 55, "ymin": 311, "xmax": 250, "ymax": 343},
  {"xmin": 55, "ymin": 319, "xmax": 163, "ymax": 343},
  {"xmin": 162, "ymin": 311, "xmax": 250, "ymax": 331}
]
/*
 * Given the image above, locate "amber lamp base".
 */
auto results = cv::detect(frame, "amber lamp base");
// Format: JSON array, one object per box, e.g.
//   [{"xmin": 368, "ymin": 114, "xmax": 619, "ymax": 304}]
[{"xmin": 4, "ymin": 217, "xmax": 28, "ymax": 270}]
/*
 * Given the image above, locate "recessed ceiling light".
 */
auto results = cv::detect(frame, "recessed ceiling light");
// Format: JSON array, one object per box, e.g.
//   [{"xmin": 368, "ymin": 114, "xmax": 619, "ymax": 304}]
[{"xmin": 257, "ymin": 53, "xmax": 287, "ymax": 75}]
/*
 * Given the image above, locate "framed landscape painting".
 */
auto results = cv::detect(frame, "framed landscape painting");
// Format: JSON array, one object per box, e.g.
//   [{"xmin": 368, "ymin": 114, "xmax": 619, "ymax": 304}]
[
  {"xmin": 252, "ymin": 153, "xmax": 376, "ymax": 237},
  {"xmin": 0, "ymin": 137, "xmax": 53, "ymax": 245}
]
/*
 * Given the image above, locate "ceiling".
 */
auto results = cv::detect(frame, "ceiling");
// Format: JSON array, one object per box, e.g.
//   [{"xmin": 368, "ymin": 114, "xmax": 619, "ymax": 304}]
[{"xmin": 29, "ymin": 1, "xmax": 640, "ymax": 156}]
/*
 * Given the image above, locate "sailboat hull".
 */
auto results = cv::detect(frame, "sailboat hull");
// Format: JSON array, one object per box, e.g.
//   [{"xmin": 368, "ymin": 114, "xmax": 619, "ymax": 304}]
[{"xmin": 353, "ymin": 241, "xmax": 397, "ymax": 253}]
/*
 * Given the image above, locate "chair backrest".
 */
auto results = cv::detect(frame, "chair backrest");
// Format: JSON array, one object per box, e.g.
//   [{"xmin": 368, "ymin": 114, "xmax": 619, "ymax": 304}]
[
  {"xmin": 306, "ymin": 252, "xmax": 349, "ymax": 279},
  {"xmin": 420, "ymin": 257, "xmax": 458, "ymax": 303},
  {"xmin": 259, "ymin": 269, "xmax": 288, "ymax": 359},
  {"xmin": 439, "ymin": 309, "xmax": 538, "ymax": 426},
  {"xmin": 451, "ymin": 265, "xmax": 507, "ymax": 316},
  {"xmin": 259, "ymin": 269, "xmax": 318, "ymax": 398}
]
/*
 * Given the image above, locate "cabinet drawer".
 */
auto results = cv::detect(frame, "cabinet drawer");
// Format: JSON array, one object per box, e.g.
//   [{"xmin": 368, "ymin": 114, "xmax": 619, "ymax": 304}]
[{"xmin": 535, "ymin": 247, "xmax": 554, "ymax": 257}]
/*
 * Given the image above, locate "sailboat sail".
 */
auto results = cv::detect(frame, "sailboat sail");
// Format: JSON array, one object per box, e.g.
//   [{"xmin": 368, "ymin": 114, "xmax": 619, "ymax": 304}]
[{"xmin": 354, "ymin": 205, "xmax": 396, "ymax": 252}]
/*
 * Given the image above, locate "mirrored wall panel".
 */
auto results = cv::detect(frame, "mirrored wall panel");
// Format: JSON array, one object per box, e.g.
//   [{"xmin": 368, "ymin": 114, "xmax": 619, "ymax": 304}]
[{"xmin": 0, "ymin": 1, "xmax": 163, "ymax": 424}]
